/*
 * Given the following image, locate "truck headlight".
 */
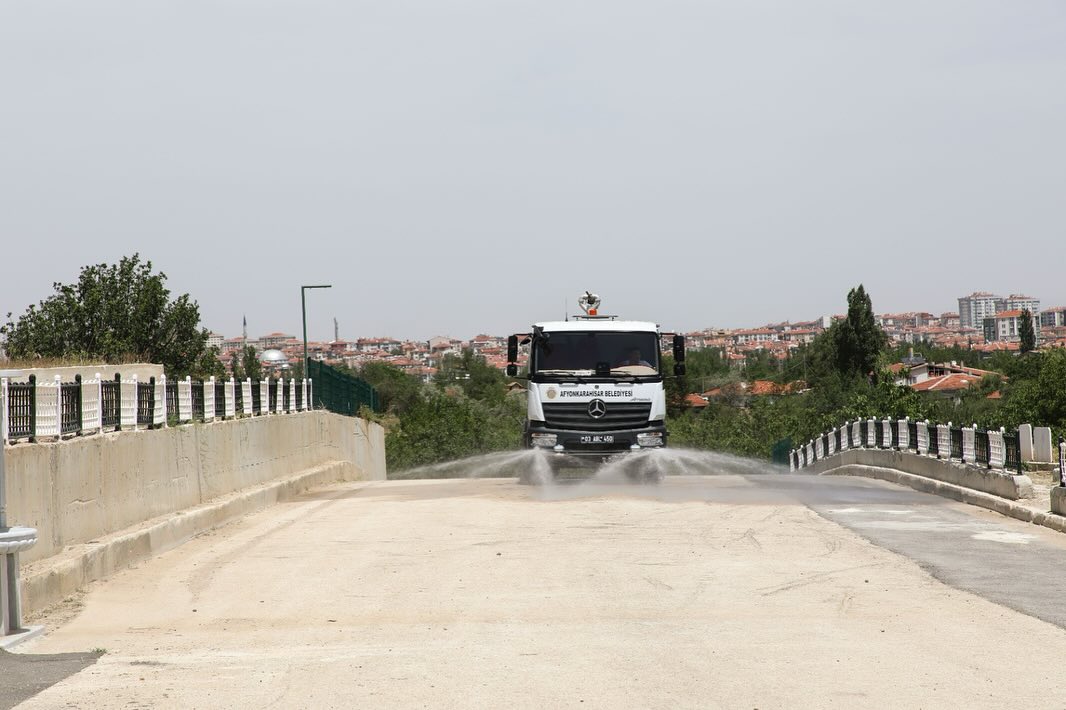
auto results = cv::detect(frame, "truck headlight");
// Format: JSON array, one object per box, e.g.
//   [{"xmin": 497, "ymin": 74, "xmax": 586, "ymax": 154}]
[
  {"xmin": 637, "ymin": 432, "xmax": 664, "ymax": 448},
  {"xmin": 531, "ymin": 433, "xmax": 557, "ymax": 448}
]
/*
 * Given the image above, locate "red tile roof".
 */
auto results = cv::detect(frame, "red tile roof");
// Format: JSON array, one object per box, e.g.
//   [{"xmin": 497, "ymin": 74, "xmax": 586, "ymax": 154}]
[
  {"xmin": 911, "ymin": 373, "xmax": 980, "ymax": 392},
  {"xmin": 684, "ymin": 394, "xmax": 709, "ymax": 408}
]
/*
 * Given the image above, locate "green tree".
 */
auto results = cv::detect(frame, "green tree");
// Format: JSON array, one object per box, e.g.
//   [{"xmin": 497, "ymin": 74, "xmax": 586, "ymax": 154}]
[
  {"xmin": 230, "ymin": 345, "xmax": 263, "ymax": 381},
  {"xmin": 244, "ymin": 346, "xmax": 264, "ymax": 381},
  {"xmin": 742, "ymin": 349, "xmax": 779, "ymax": 382},
  {"xmin": 1019, "ymin": 309, "xmax": 1036, "ymax": 354},
  {"xmin": 386, "ymin": 391, "xmax": 524, "ymax": 472},
  {"xmin": 434, "ymin": 349, "xmax": 506, "ymax": 405},
  {"xmin": 193, "ymin": 347, "xmax": 227, "ymax": 381},
  {"xmin": 1, "ymin": 254, "xmax": 210, "ymax": 375},
  {"xmin": 832, "ymin": 284, "xmax": 888, "ymax": 379},
  {"xmin": 359, "ymin": 361, "xmax": 424, "ymax": 415}
]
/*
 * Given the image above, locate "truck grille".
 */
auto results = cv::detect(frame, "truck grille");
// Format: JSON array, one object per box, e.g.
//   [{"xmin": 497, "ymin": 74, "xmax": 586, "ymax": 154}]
[{"xmin": 542, "ymin": 402, "xmax": 653, "ymax": 431}]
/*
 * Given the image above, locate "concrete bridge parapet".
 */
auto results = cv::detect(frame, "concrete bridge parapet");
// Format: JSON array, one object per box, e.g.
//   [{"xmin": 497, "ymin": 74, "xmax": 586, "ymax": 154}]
[
  {"xmin": 804, "ymin": 448, "xmax": 1033, "ymax": 501},
  {"xmin": 3, "ymin": 411, "xmax": 384, "ymax": 619}
]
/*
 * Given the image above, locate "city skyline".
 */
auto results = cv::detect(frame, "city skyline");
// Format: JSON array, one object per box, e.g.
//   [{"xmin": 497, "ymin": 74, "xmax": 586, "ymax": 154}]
[{"xmin": 211, "ymin": 289, "xmax": 1066, "ymax": 345}]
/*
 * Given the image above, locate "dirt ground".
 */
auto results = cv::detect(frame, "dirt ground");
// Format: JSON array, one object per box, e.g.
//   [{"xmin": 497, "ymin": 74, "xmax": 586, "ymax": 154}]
[{"xmin": 10, "ymin": 476, "xmax": 1066, "ymax": 709}]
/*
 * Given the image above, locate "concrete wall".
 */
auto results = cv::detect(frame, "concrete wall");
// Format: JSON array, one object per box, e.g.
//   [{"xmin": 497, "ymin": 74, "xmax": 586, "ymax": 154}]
[
  {"xmin": 5, "ymin": 411, "xmax": 385, "ymax": 564},
  {"xmin": 805, "ymin": 448, "xmax": 1033, "ymax": 501}
]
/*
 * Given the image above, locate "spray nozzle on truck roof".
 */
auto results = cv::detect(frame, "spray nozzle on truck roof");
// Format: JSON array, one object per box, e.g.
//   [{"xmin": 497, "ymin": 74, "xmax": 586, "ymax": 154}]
[{"xmin": 578, "ymin": 291, "xmax": 601, "ymax": 316}]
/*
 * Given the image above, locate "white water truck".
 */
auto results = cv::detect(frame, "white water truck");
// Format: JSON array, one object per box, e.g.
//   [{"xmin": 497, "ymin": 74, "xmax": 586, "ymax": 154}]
[{"xmin": 506, "ymin": 292, "xmax": 686, "ymax": 482}]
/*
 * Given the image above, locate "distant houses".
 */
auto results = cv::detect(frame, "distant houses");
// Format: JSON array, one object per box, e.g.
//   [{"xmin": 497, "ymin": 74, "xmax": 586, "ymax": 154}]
[{"xmin": 209, "ymin": 289, "xmax": 1065, "ymax": 378}]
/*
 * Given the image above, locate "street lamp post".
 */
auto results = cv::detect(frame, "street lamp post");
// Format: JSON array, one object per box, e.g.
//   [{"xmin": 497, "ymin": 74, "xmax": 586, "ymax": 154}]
[{"xmin": 301, "ymin": 284, "xmax": 332, "ymax": 394}]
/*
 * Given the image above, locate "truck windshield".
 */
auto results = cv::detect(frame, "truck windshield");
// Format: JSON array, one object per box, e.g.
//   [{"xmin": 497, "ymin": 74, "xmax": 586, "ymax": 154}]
[{"xmin": 532, "ymin": 331, "xmax": 660, "ymax": 376}]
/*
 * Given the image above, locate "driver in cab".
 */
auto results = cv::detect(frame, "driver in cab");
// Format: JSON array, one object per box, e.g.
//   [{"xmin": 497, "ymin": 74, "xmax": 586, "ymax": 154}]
[{"xmin": 617, "ymin": 348, "xmax": 652, "ymax": 368}]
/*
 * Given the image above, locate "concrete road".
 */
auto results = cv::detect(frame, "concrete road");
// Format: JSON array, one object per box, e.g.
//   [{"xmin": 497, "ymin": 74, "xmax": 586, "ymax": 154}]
[{"xmin": 12, "ymin": 475, "xmax": 1066, "ymax": 709}]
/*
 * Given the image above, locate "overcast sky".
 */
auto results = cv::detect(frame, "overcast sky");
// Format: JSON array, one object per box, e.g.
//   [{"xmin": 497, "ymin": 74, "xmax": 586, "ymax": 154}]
[{"xmin": 2, "ymin": 1, "xmax": 1064, "ymax": 343}]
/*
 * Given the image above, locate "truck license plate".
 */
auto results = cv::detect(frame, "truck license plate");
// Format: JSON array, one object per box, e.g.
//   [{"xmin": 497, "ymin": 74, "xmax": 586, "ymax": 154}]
[{"xmin": 580, "ymin": 435, "xmax": 614, "ymax": 444}]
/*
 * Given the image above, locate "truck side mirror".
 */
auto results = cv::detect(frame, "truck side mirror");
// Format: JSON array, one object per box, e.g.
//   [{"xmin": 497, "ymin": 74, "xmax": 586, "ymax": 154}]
[
  {"xmin": 674, "ymin": 362, "xmax": 687, "ymax": 377},
  {"xmin": 507, "ymin": 335, "xmax": 519, "ymax": 363},
  {"xmin": 672, "ymin": 334, "xmax": 686, "ymax": 362},
  {"xmin": 506, "ymin": 364, "xmax": 518, "ymax": 378}
]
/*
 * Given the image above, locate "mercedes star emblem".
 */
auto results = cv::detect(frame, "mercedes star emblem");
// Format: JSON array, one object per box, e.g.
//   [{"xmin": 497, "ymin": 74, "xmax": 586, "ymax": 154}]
[{"xmin": 587, "ymin": 399, "xmax": 607, "ymax": 419}]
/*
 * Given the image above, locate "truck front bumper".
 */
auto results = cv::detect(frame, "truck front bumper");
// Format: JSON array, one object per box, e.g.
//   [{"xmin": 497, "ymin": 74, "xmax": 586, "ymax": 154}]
[{"xmin": 524, "ymin": 422, "xmax": 668, "ymax": 461}]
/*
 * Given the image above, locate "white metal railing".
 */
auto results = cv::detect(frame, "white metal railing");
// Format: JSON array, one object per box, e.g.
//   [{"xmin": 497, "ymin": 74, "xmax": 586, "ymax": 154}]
[
  {"xmin": 790, "ymin": 417, "xmax": 1026, "ymax": 475},
  {"xmin": 1, "ymin": 373, "xmax": 317, "ymax": 444}
]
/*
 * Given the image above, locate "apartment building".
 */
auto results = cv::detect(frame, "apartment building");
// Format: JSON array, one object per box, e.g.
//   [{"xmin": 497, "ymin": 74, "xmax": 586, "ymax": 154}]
[
  {"xmin": 1040, "ymin": 307, "xmax": 1066, "ymax": 329},
  {"xmin": 958, "ymin": 292, "xmax": 1005, "ymax": 329},
  {"xmin": 1007, "ymin": 294, "xmax": 1040, "ymax": 314},
  {"xmin": 983, "ymin": 310, "xmax": 1039, "ymax": 342}
]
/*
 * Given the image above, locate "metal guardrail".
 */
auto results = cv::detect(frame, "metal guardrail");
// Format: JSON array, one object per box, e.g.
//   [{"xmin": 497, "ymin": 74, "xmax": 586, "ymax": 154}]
[
  {"xmin": 790, "ymin": 418, "xmax": 1026, "ymax": 475},
  {"xmin": 1060, "ymin": 438, "xmax": 1066, "ymax": 487},
  {"xmin": 951, "ymin": 428, "xmax": 964, "ymax": 460},
  {"xmin": 1, "ymin": 373, "xmax": 319, "ymax": 444},
  {"xmin": 1005, "ymin": 432, "xmax": 1022, "ymax": 474},
  {"xmin": 6, "ymin": 377, "xmax": 35, "ymax": 440},
  {"xmin": 975, "ymin": 430, "xmax": 990, "ymax": 467}
]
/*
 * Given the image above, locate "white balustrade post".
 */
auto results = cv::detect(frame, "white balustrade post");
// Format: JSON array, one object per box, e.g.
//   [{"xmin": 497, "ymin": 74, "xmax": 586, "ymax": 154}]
[
  {"xmin": 916, "ymin": 421, "xmax": 929, "ymax": 456},
  {"xmin": 204, "ymin": 377, "xmax": 216, "ymax": 423},
  {"xmin": 898, "ymin": 418, "xmax": 909, "ymax": 451},
  {"xmin": 34, "ymin": 375, "xmax": 61, "ymax": 440},
  {"xmin": 288, "ymin": 379, "xmax": 295, "ymax": 414},
  {"xmin": 839, "ymin": 422, "xmax": 849, "ymax": 452},
  {"xmin": 131, "ymin": 374, "xmax": 140, "ymax": 431},
  {"xmin": 866, "ymin": 418, "xmax": 876, "ymax": 448},
  {"xmin": 1, "ymin": 378, "xmax": 8, "ymax": 445},
  {"xmin": 937, "ymin": 424, "xmax": 950, "ymax": 459},
  {"xmin": 56, "ymin": 375, "xmax": 65, "ymax": 437},
  {"xmin": 155, "ymin": 375, "xmax": 166, "ymax": 428},
  {"xmin": 242, "ymin": 379, "xmax": 252, "ymax": 416},
  {"xmin": 180, "ymin": 376, "xmax": 192, "ymax": 422},
  {"xmin": 989, "ymin": 428, "xmax": 1005, "ymax": 469},
  {"xmin": 1034, "ymin": 427, "xmax": 1054, "ymax": 464},
  {"xmin": 851, "ymin": 421, "xmax": 861, "ymax": 449},
  {"xmin": 95, "ymin": 374, "xmax": 103, "ymax": 432},
  {"xmin": 828, "ymin": 429, "xmax": 837, "ymax": 455},
  {"xmin": 962, "ymin": 425, "xmax": 976, "ymax": 464},
  {"xmin": 1059, "ymin": 440, "xmax": 1066, "ymax": 485},
  {"xmin": 261, "ymin": 379, "xmax": 269, "ymax": 415},
  {"xmin": 1019, "ymin": 424, "xmax": 1035, "ymax": 463},
  {"xmin": 80, "ymin": 374, "xmax": 93, "ymax": 435},
  {"xmin": 308, "ymin": 379, "xmax": 313, "ymax": 411},
  {"xmin": 226, "ymin": 378, "xmax": 236, "ymax": 419},
  {"xmin": 276, "ymin": 379, "xmax": 284, "ymax": 414},
  {"xmin": 880, "ymin": 419, "xmax": 892, "ymax": 449}
]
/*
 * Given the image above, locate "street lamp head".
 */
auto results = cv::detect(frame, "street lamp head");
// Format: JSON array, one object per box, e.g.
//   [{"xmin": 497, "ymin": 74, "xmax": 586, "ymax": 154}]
[{"xmin": 302, "ymin": 284, "xmax": 332, "ymax": 290}]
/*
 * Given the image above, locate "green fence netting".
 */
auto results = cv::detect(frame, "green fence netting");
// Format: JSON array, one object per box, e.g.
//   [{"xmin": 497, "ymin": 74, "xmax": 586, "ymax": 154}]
[{"xmin": 308, "ymin": 360, "xmax": 380, "ymax": 416}]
